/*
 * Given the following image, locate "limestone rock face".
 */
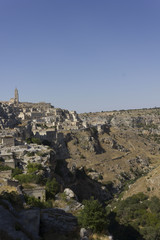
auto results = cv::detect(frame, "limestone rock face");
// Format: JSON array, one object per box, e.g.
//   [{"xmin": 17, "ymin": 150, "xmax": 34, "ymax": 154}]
[
  {"xmin": 19, "ymin": 209, "xmax": 40, "ymax": 240},
  {"xmin": 0, "ymin": 205, "xmax": 30, "ymax": 240},
  {"xmin": 0, "ymin": 204, "xmax": 78, "ymax": 240},
  {"xmin": 80, "ymin": 228, "xmax": 91, "ymax": 238},
  {"xmin": 40, "ymin": 208, "xmax": 78, "ymax": 235}
]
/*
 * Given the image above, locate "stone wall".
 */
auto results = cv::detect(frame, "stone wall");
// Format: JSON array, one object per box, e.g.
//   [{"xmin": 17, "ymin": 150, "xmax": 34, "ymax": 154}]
[
  {"xmin": 7, "ymin": 179, "xmax": 19, "ymax": 187},
  {"xmin": 0, "ymin": 170, "xmax": 12, "ymax": 179},
  {"xmin": 1, "ymin": 136, "xmax": 15, "ymax": 146},
  {"xmin": 4, "ymin": 160, "xmax": 15, "ymax": 169},
  {"xmin": 23, "ymin": 187, "xmax": 46, "ymax": 201}
]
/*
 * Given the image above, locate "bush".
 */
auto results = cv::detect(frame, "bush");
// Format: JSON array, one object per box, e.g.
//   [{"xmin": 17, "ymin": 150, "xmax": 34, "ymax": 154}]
[
  {"xmin": 0, "ymin": 191, "xmax": 23, "ymax": 208},
  {"xmin": 14, "ymin": 174, "xmax": 36, "ymax": 184},
  {"xmin": 27, "ymin": 163, "xmax": 43, "ymax": 173},
  {"xmin": 26, "ymin": 137, "xmax": 41, "ymax": 145},
  {"xmin": 24, "ymin": 195, "xmax": 53, "ymax": 208},
  {"xmin": 111, "ymin": 193, "xmax": 160, "ymax": 240},
  {"xmin": 12, "ymin": 167, "xmax": 23, "ymax": 177},
  {"xmin": 78, "ymin": 197, "xmax": 108, "ymax": 233},
  {"xmin": 36, "ymin": 151, "xmax": 48, "ymax": 157},
  {"xmin": 105, "ymin": 181, "xmax": 113, "ymax": 191},
  {"xmin": 26, "ymin": 151, "xmax": 35, "ymax": 157},
  {"xmin": 0, "ymin": 164, "xmax": 12, "ymax": 171},
  {"xmin": 14, "ymin": 173, "xmax": 45, "ymax": 185},
  {"xmin": 32, "ymin": 137, "xmax": 42, "ymax": 145},
  {"xmin": 46, "ymin": 178, "xmax": 60, "ymax": 199}
]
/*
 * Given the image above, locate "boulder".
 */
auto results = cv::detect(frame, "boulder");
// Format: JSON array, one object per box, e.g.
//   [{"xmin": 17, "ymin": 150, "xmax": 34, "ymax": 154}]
[
  {"xmin": 0, "ymin": 205, "xmax": 30, "ymax": 240},
  {"xmin": 80, "ymin": 228, "xmax": 91, "ymax": 238},
  {"xmin": 40, "ymin": 208, "xmax": 78, "ymax": 235},
  {"xmin": 64, "ymin": 188, "xmax": 76, "ymax": 200},
  {"xmin": 19, "ymin": 209, "xmax": 40, "ymax": 239}
]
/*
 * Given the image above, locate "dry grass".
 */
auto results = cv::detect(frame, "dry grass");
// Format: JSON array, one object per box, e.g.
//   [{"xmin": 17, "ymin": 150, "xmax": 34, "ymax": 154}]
[
  {"xmin": 66, "ymin": 124, "xmax": 160, "ymax": 187},
  {"xmin": 0, "ymin": 185, "xmax": 17, "ymax": 194},
  {"xmin": 123, "ymin": 164, "xmax": 160, "ymax": 199}
]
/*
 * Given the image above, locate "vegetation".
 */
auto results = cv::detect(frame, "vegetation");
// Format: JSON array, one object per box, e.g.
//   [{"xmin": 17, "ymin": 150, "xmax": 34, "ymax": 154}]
[
  {"xmin": 26, "ymin": 137, "xmax": 51, "ymax": 146},
  {"xmin": 136, "ymin": 123, "xmax": 158, "ymax": 130},
  {"xmin": 14, "ymin": 173, "xmax": 45, "ymax": 185},
  {"xmin": 46, "ymin": 177, "xmax": 60, "ymax": 199},
  {"xmin": 0, "ymin": 164, "xmax": 12, "ymax": 171},
  {"xmin": 78, "ymin": 197, "xmax": 108, "ymax": 233},
  {"xmin": 26, "ymin": 137, "xmax": 41, "ymax": 145},
  {"xmin": 0, "ymin": 191, "xmax": 24, "ymax": 209},
  {"xmin": 26, "ymin": 151, "xmax": 35, "ymax": 157},
  {"xmin": 24, "ymin": 195, "xmax": 52, "ymax": 208},
  {"xmin": 0, "ymin": 191, "xmax": 52, "ymax": 209},
  {"xmin": 108, "ymin": 193, "xmax": 160, "ymax": 240},
  {"xmin": 27, "ymin": 162, "xmax": 43, "ymax": 173},
  {"xmin": 13, "ymin": 162, "xmax": 45, "ymax": 184},
  {"xmin": 11, "ymin": 167, "xmax": 23, "ymax": 177},
  {"xmin": 36, "ymin": 151, "xmax": 48, "ymax": 157}
]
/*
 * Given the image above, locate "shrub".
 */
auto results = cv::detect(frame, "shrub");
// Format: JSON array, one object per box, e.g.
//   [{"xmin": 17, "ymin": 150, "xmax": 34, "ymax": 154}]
[
  {"xmin": 36, "ymin": 151, "xmax": 48, "ymax": 157},
  {"xmin": 24, "ymin": 195, "xmax": 52, "ymax": 208},
  {"xmin": 149, "ymin": 196, "xmax": 160, "ymax": 213},
  {"xmin": 98, "ymin": 174, "xmax": 103, "ymax": 180},
  {"xmin": 0, "ymin": 164, "xmax": 12, "ymax": 171},
  {"xmin": 78, "ymin": 197, "xmax": 108, "ymax": 233},
  {"xmin": 26, "ymin": 137, "xmax": 41, "ymax": 145},
  {"xmin": 27, "ymin": 163, "xmax": 43, "ymax": 173},
  {"xmin": 105, "ymin": 181, "xmax": 113, "ymax": 191},
  {"xmin": 46, "ymin": 178, "xmax": 60, "ymax": 199},
  {"xmin": 12, "ymin": 167, "xmax": 23, "ymax": 177},
  {"xmin": 80, "ymin": 154, "xmax": 85, "ymax": 159},
  {"xmin": 111, "ymin": 193, "xmax": 160, "ymax": 240},
  {"xmin": 0, "ymin": 191, "xmax": 23, "ymax": 208},
  {"xmin": 26, "ymin": 151, "xmax": 35, "ymax": 157},
  {"xmin": 14, "ymin": 173, "xmax": 45, "ymax": 185}
]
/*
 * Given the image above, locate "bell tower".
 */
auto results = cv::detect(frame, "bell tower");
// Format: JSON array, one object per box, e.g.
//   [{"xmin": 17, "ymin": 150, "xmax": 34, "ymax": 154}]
[{"xmin": 14, "ymin": 88, "xmax": 19, "ymax": 104}]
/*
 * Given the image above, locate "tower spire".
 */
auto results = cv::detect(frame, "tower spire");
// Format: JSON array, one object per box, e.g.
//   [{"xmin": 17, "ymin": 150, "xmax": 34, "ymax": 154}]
[{"xmin": 14, "ymin": 88, "xmax": 19, "ymax": 104}]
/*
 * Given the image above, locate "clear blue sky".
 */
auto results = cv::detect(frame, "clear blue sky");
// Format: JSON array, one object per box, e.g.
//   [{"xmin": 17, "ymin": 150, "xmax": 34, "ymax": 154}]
[{"xmin": 0, "ymin": 0, "xmax": 160, "ymax": 113}]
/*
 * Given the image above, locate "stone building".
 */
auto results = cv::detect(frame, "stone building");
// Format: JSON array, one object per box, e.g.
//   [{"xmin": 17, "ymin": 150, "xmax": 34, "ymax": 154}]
[
  {"xmin": 0, "ymin": 135, "xmax": 15, "ymax": 147},
  {"xmin": 0, "ymin": 170, "xmax": 12, "ymax": 179},
  {"xmin": 9, "ymin": 88, "xmax": 19, "ymax": 105},
  {"xmin": 23, "ymin": 186, "xmax": 46, "ymax": 201},
  {"xmin": 14, "ymin": 88, "xmax": 19, "ymax": 104}
]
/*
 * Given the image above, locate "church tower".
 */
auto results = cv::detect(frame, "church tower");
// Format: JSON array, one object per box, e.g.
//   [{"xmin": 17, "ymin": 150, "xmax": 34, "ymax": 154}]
[{"xmin": 14, "ymin": 88, "xmax": 19, "ymax": 104}]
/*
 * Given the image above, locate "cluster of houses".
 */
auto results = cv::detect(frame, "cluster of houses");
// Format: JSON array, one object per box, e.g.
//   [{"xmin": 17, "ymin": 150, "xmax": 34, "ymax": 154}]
[
  {"xmin": 0, "ymin": 129, "xmax": 54, "ymax": 201},
  {"xmin": 0, "ymin": 89, "xmax": 90, "ymax": 201}
]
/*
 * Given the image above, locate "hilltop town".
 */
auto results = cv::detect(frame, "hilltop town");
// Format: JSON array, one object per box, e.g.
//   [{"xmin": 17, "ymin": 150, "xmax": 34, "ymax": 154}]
[{"xmin": 1, "ymin": 90, "xmax": 160, "ymax": 239}]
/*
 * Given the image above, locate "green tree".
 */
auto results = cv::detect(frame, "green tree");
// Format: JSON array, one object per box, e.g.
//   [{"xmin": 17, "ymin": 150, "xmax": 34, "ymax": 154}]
[
  {"xmin": 27, "ymin": 163, "xmax": 43, "ymax": 173},
  {"xmin": 12, "ymin": 167, "xmax": 23, "ymax": 177},
  {"xmin": 45, "ymin": 178, "xmax": 60, "ymax": 199},
  {"xmin": 78, "ymin": 197, "xmax": 108, "ymax": 233}
]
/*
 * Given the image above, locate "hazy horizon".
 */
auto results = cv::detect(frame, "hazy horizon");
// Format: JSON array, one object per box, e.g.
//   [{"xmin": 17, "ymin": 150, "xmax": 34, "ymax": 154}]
[{"xmin": 1, "ymin": 0, "xmax": 160, "ymax": 113}]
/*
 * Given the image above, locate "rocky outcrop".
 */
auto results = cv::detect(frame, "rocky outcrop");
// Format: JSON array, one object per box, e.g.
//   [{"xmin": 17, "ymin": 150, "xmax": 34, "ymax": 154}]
[
  {"xmin": 19, "ymin": 209, "xmax": 40, "ymax": 239},
  {"xmin": 0, "ymin": 205, "xmax": 36, "ymax": 240},
  {"xmin": 73, "ymin": 128, "xmax": 105, "ymax": 154},
  {"xmin": 40, "ymin": 208, "xmax": 78, "ymax": 235},
  {"xmin": 0, "ymin": 202, "xmax": 78, "ymax": 240},
  {"xmin": 0, "ymin": 103, "xmax": 20, "ymax": 129}
]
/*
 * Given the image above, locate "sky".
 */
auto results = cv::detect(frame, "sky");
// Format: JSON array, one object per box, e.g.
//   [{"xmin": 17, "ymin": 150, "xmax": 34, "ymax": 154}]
[{"xmin": 0, "ymin": 0, "xmax": 160, "ymax": 113}]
